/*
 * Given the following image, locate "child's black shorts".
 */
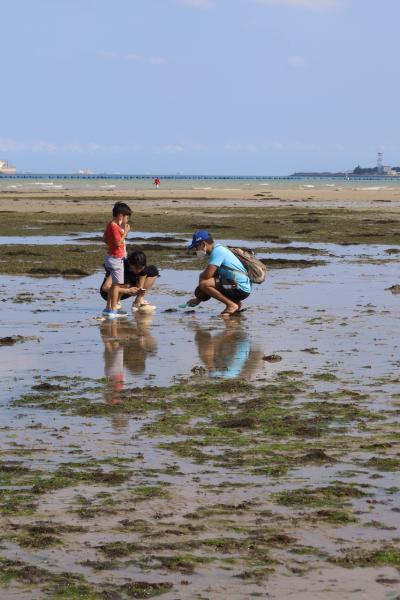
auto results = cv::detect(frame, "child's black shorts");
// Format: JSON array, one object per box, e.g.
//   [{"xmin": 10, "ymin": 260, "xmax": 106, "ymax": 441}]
[{"xmin": 100, "ymin": 264, "xmax": 159, "ymax": 301}]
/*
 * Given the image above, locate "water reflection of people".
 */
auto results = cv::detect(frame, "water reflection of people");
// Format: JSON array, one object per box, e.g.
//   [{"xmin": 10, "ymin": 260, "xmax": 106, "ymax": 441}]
[
  {"xmin": 123, "ymin": 314, "xmax": 157, "ymax": 376},
  {"xmin": 102, "ymin": 320, "xmax": 124, "ymax": 402},
  {"xmin": 192, "ymin": 321, "xmax": 264, "ymax": 379},
  {"xmin": 100, "ymin": 314, "xmax": 157, "ymax": 406}
]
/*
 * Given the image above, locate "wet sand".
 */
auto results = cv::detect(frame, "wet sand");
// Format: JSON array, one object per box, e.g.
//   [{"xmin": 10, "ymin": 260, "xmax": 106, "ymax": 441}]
[
  {"xmin": 0, "ymin": 185, "xmax": 399, "ymax": 598},
  {"xmin": 0, "ymin": 237, "xmax": 399, "ymax": 599},
  {"xmin": 1, "ymin": 182, "xmax": 400, "ymax": 214}
]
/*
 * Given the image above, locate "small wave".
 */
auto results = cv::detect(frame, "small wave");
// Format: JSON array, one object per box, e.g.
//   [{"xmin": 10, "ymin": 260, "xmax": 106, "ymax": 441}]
[
  {"xmin": 193, "ymin": 187, "xmax": 212, "ymax": 190},
  {"xmin": 31, "ymin": 182, "xmax": 64, "ymax": 188},
  {"xmin": 354, "ymin": 186, "xmax": 388, "ymax": 191}
]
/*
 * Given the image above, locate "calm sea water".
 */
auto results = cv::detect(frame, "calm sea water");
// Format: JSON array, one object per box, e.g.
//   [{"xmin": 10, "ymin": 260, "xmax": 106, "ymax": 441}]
[{"xmin": 1, "ymin": 175, "xmax": 400, "ymax": 192}]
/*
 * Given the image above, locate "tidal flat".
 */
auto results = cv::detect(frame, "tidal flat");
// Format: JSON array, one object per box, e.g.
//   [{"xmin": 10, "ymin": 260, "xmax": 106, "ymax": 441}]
[
  {"xmin": 0, "ymin": 202, "xmax": 399, "ymax": 245},
  {"xmin": 0, "ymin": 193, "xmax": 399, "ymax": 599}
]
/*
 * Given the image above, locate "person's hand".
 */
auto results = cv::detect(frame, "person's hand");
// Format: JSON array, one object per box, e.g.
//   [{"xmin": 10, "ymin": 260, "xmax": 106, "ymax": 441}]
[
  {"xmin": 187, "ymin": 298, "xmax": 201, "ymax": 307},
  {"xmin": 127, "ymin": 286, "xmax": 139, "ymax": 295},
  {"xmin": 124, "ymin": 223, "xmax": 131, "ymax": 234}
]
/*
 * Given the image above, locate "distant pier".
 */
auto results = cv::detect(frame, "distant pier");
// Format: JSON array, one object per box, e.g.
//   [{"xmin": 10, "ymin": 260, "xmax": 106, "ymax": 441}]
[{"xmin": 1, "ymin": 174, "xmax": 400, "ymax": 181}]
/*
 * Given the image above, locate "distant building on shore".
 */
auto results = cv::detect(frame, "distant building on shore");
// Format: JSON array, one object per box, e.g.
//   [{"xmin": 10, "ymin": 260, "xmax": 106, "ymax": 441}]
[
  {"xmin": 0, "ymin": 160, "xmax": 16, "ymax": 174},
  {"xmin": 293, "ymin": 153, "xmax": 400, "ymax": 178},
  {"xmin": 353, "ymin": 164, "xmax": 400, "ymax": 176},
  {"xmin": 375, "ymin": 152, "xmax": 398, "ymax": 175},
  {"xmin": 293, "ymin": 151, "xmax": 400, "ymax": 178}
]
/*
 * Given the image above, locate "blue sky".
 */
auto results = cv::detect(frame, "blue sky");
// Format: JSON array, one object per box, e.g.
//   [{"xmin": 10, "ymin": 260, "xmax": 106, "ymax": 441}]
[{"xmin": 1, "ymin": 0, "xmax": 400, "ymax": 174}]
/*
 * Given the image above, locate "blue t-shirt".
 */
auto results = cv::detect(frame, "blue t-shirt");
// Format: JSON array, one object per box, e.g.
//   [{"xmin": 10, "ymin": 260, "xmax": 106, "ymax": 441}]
[{"xmin": 209, "ymin": 244, "xmax": 252, "ymax": 293}]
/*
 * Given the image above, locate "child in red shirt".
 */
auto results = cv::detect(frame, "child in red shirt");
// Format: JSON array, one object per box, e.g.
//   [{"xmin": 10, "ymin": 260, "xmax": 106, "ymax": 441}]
[{"xmin": 102, "ymin": 202, "xmax": 132, "ymax": 318}]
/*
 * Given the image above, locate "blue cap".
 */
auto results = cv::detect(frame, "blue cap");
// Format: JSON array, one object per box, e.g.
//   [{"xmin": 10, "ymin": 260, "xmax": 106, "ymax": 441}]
[{"xmin": 188, "ymin": 229, "xmax": 210, "ymax": 250}]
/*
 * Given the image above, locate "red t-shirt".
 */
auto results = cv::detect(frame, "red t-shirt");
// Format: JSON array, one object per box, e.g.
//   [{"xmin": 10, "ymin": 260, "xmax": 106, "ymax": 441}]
[{"xmin": 104, "ymin": 221, "xmax": 125, "ymax": 258}]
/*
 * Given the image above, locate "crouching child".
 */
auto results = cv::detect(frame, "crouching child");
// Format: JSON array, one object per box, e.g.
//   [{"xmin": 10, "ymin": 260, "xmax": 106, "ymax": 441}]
[{"xmin": 101, "ymin": 250, "xmax": 159, "ymax": 313}]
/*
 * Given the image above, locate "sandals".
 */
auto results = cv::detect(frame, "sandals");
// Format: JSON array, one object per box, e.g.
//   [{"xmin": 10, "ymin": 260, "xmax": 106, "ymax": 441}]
[
  {"xmin": 132, "ymin": 299, "xmax": 156, "ymax": 313},
  {"xmin": 220, "ymin": 307, "xmax": 240, "ymax": 317},
  {"xmin": 220, "ymin": 304, "xmax": 247, "ymax": 317}
]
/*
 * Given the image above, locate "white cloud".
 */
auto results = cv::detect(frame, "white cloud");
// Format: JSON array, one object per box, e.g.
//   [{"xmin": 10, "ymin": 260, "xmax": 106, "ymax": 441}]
[
  {"xmin": 0, "ymin": 138, "xmax": 339, "ymax": 156},
  {"xmin": 0, "ymin": 139, "xmax": 131, "ymax": 154},
  {"xmin": 0, "ymin": 139, "xmax": 57, "ymax": 153},
  {"xmin": 98, "ymin": 52, "xmax": 167, "ymax": 65},
  {"xmin": 175, "ymin": 0, "xmax": 213, "ymax": 8},
  {"xmin": 255, "ymin": 0, "xmax": 344, "ymax": 11},
  {"xmin": 156, "ymin": 144, "xmax": 185, "ymax": 154},
  {"xmin": 224, "ymin": 143, "xmax": 258, "ymax": 153},
  {"xmin": 62, "ymin": 142, "xmax": 133, "ymax": 154},
  {"xmin": 98, "ymin": 51, "xmax": 118, "ymax": 60},
  {"xmin": 288, "ymin": 55, "xmax": 306, "ymax": 68},
  {"xmin": 0, "ymin": 140, "xmax": 190, "ymax": 155},
  {"xmin": 126, "ymin": 54, "xmax": 166, "ymax": 65}
]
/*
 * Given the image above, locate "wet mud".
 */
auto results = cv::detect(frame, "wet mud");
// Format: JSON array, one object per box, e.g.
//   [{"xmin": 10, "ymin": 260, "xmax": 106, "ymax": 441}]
[
  {"xmin": 0, "ymin": 237, "xmax": 399, "ymax": 599},
  {"xmin": 0, "ymin": 204, "xmax": 399, "ymax": 245}
]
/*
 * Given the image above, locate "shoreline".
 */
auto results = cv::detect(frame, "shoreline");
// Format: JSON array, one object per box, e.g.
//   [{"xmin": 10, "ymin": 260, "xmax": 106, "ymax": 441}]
[
  {"xmin": 0, "ymin": 184, "xmax": 399, "ymax": 274},
  {"xmin": 0, "ymin": 184, "xmax": 400, "ymax": 214}
]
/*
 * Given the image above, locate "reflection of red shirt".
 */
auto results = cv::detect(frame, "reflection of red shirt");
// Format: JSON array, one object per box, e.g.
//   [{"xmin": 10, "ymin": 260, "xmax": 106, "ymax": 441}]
[
  {"xmin": 104, "ymin": 221, "xmax": 125, "ymax": 258},
  {"xmin": 111, "ymin": 374, "xmax": 124, "ymax": 392}
]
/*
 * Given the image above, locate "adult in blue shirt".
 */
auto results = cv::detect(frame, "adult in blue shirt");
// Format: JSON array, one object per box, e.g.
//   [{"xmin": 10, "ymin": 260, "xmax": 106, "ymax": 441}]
[{"xmin": 187, "ymin": 230, "xmax": 252, "ymax": 317}]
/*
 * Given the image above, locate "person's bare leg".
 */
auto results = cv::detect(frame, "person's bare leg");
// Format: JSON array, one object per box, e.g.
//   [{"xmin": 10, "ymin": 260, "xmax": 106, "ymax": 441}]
[
  {"xmin": 104, "ymin": 275, "xmax": 122, "ymax": 310},
  {"xmin": 102, "ymin": 274, "xmax": 112, "ymax": 297},
  {"xmin": 106, "ymin": 289, "xmax": 112, "ymax": 310},
  {"xmin": 133, "ymin": 276, "xmax": 157, "ymax": 307},
  {"xmin": 199, "ymin": 278, "xmax": 239, "ymax": 315},
  {"xmin": 109, "ymin": 284, "xmax": 120, "ymax": 311},
  {"xmin": 143, "ymin": 276, "xmax": 156, "ymax": 291}
]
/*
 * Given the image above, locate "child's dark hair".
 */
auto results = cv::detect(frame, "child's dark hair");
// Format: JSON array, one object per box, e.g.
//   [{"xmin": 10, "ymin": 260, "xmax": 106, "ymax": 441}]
[
  {"xmin": 112, "ymin": 201, "xmax": 132, "ymax": 217},
  {"xmin": 127, "ymin": 250, "xmax": 146, "ymax": 268}
]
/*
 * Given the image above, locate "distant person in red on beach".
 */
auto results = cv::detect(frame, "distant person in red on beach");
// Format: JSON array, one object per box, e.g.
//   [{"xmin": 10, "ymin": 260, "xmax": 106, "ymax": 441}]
[
  {"xmin": 102, "ymin": 202, "xmax": 132, "ymax": 319},
  {"xmin": 153, "ymin": 177, "xmax": 160, "ymax": 189}
]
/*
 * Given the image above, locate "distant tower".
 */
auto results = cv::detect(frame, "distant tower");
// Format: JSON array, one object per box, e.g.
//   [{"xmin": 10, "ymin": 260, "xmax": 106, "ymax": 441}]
[{"xmin": 377, "ymin": 152, "xmax": 384, "ymax": 173}]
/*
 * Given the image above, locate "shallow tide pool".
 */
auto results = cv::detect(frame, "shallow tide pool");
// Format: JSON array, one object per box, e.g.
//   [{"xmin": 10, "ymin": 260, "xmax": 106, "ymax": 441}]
[
  {"xmin": 0, "ymin": 246, "xmax": 399, "ymax": 600},
  {"xmin": 0, "ymin": 252, "xmax": 398, "ymax": 400}
]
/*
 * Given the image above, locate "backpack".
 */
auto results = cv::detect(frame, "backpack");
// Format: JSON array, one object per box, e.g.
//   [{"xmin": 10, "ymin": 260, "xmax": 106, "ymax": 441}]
[{"xmin": 227, "ymin": 246, "xmax": 267, "ymax": 284}]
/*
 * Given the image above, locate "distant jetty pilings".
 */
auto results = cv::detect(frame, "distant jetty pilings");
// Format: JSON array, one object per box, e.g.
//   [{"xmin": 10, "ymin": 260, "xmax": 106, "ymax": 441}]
[{"xmin": 1, "ymin": 174, "xmax": 400, "ymax": 181}]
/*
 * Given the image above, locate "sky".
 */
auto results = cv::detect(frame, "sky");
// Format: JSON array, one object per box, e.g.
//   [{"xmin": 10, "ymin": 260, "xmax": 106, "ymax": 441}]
[{"xmin": 1, "ymin": 0, "xmax": 400, "ymax": 175}]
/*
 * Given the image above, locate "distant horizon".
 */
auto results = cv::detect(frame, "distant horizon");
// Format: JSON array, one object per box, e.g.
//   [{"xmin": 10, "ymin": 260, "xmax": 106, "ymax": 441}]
[
  {"xmin": 1, "ymin": 160, "xmax": 399, "ymax": 179},
  {"xmin": 2, "ymin": 158, "xmax": 399, "ymax": 178}
]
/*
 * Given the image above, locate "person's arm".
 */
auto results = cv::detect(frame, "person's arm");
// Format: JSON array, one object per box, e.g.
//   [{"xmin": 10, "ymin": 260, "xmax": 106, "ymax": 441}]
[
  {"xmin": 199, "ymin": 246, "xmax": 225, "ymax": 281},
  {"xmin": 124, "ymin": 287, "xmax": 140, "ymax": 296},
  {"xmin": 108, "ymin": 222, "xmax": 130, "ymax": 250},
  {"xmin": 199, "ymin": 264, "xmax": 217, "ymax": 281},
  {"xmin": 137, "ymin": 275, "xmax": 147, "ymax": 290},
  {"xmin": 187, "ymin": 297, "xmax": 201, "ymax": 306},
  {"xmin": 115, "ymin": 223, "xmax": 130, "ymax": 248}
]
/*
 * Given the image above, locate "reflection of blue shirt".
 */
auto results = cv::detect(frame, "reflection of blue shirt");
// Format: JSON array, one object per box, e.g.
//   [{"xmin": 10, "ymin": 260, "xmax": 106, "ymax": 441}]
[
  {"xmin": 210, "ymin": 339, "xmax": 250, "ymax": 379},
  {"xmin": 209, "ymin": 244, "xmax": 252, "ymax": 293}
]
